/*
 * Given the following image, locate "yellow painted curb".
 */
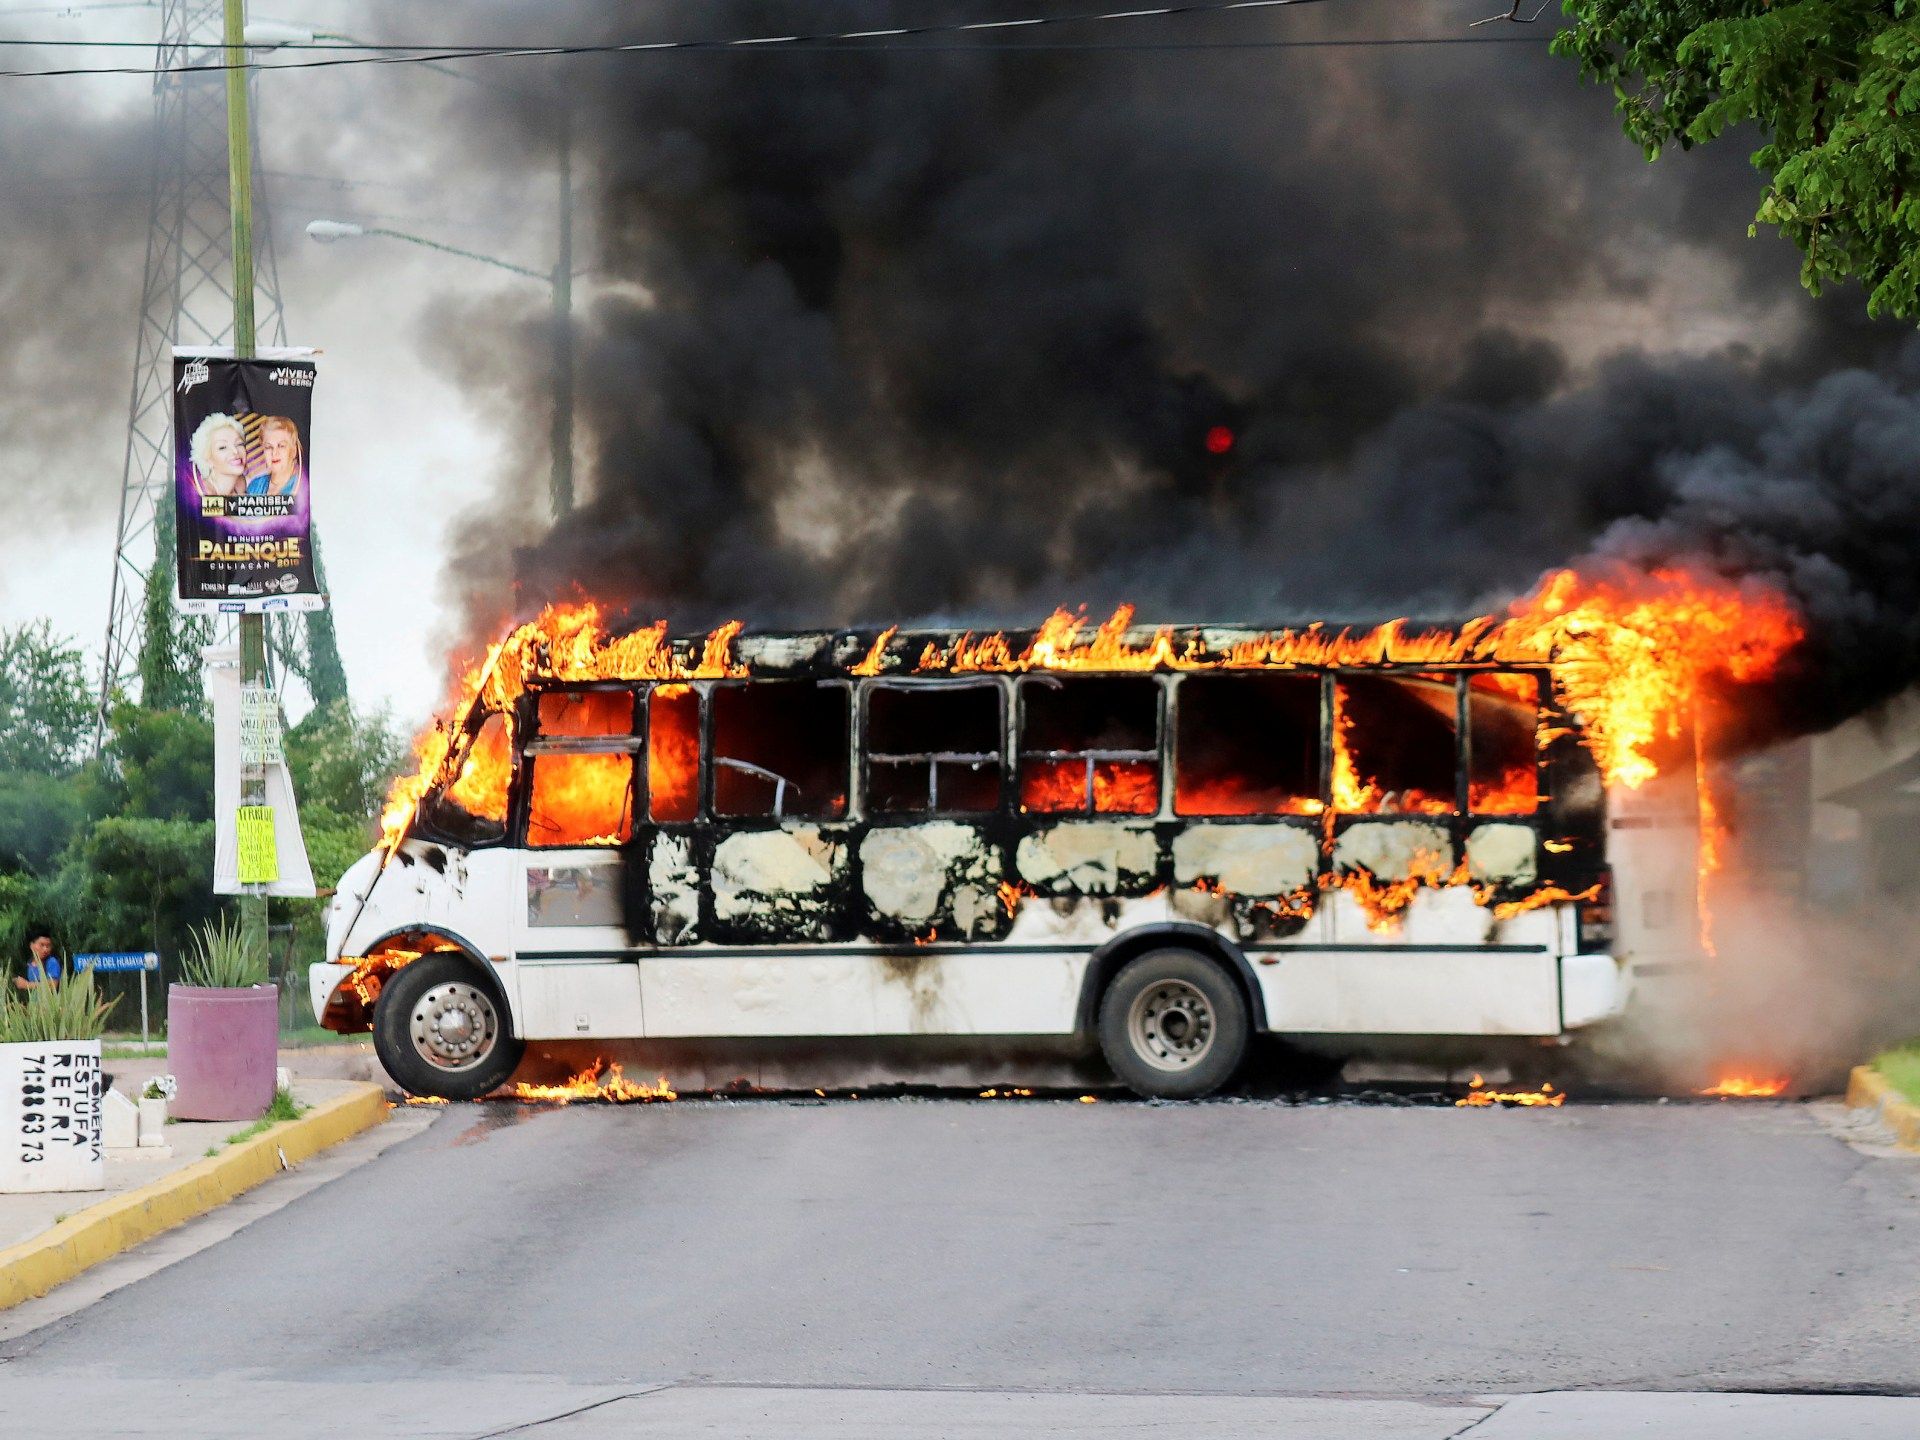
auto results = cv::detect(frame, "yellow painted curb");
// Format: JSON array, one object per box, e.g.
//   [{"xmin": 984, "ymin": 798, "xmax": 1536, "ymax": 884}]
[
  {"xmin": 1846, "ymin": 1065, "xmax": 1920, "ymax": 1151},
  {"xmin": 0, "ymin": 1081, "xmax": 389, "ymax": 1311}
]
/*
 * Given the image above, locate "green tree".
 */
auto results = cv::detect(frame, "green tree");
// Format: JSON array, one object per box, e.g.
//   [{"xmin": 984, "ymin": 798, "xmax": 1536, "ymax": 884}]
[
  {"xmin": 0, "ymin": 772, "xmax": 85, "ymax": 875},
  {"xmin": 138, "ymin": 505, "xmax": 205, "ymax": 713},
  {"xmin": 0, "ymin": 620, "xmax": 91, "ymax": 775},
  {"xmin": 1556, "ymin": 0, "xmax": 1920, "ymax": 317},
  {"xmin": 286, "ymin": 701, "xmax": 404, "ymax": 824},
  {"xmin": 94, "ymin": 703, "xmax": 216, "ymax": 824},
  {"xmin": 304, "ymin": 536, "xmax": 350, "ymax": 708},
  {"xmin": 65, "ymin": 816, "xmax": 220, "ymax": 959}
]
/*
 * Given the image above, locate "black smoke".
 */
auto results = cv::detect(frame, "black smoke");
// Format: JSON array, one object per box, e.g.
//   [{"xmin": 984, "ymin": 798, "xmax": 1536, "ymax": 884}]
[
  {"xmin": 0, "ymin": 75, "xmax": 152, "ymax": 526},
  {"xmin": 430, "ymin": 0, "xmax": 1919, "ymax": 742}
]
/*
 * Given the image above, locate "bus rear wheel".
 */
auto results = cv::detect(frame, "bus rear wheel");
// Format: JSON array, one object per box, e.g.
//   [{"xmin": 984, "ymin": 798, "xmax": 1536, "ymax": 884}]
[
  {"xmin": 374, "ymin": 952, "xmax": 524, "ymax": 1101},
  {"xmin": 1097, "ymin": 948, "xmax": 1249, "ymax": 1099}
]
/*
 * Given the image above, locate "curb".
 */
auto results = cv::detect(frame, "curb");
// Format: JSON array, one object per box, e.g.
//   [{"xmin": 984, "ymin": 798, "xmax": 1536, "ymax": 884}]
[
  {"xmin": 1845, "ymin": 1065, "xmax": 1920, "ymax": 1151},
  {"xmin": 0, "ymin": 1081, "xmax": 389, "ymax": 1311}
]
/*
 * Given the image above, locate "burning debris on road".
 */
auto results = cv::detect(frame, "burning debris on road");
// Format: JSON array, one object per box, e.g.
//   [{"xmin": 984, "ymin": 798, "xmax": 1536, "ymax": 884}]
[
  {"xmin": 1455, "ymin": 1076, "xmax": 1566, "ymax": 1109},
  {"xmin": 510, "ymin": 1060, "xmax": 677, "ymax": 1105}
]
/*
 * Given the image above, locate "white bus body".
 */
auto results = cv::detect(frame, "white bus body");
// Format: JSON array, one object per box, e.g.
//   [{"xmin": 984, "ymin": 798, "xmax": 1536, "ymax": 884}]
[{"xmin": 312, "ymin": 639, "xmax": 1700, "ymax": 1098}]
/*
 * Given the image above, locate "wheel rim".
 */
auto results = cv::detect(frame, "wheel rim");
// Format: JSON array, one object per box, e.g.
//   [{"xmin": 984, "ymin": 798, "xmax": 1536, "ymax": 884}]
[
  {"xmin": 410, "ymin": 980, "xmax": 499, "ymax": 1072},
  {"xmin": 1127, "ymin": 979, "xmax": 1216, "ymax": 1071}
]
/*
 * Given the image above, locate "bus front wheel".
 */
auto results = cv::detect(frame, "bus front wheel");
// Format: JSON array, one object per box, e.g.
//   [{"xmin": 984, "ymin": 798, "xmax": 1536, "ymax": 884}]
[
  {"xmin": 1097, "ymin": 948, "xmax": 1249, "ymax": 1099},
  {"xmin": 374, "ymin": 953, "xmax": 525, "ymax": 1101}
]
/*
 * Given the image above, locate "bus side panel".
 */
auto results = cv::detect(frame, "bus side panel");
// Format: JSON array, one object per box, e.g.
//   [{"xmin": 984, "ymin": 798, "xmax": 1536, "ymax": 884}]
[
  {"xmin": 1260, "ymin": 949, "xmax": 1561, "ymax": 1035},
  {"xmin": 516, "ymin": 962, "xmax": 646, "ymax": 1040},
  {"xmin": 1606, "ymin": 772, "xmax": 1703, "ymax": 975},
  {"xmin": 639, "ymin": 953, "xmax": 1085, "ymax": 1037},
  {"xmin": 641, "ymin": 956, "xmax": 879, "ymax": 1037}
]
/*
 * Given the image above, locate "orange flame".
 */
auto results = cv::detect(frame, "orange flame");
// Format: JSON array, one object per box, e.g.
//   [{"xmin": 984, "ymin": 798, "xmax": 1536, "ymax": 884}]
[
  {"xmin": 1457, "ymin": 1076, "xmax": 1566, "ymax": 1108},
  {"xmin": 1330, "ymin": 853, "xmax": 1468, "ymax": 933},
  {"xmin": 381, "ymin": 603, "xmax": 744, "ymax": 851},
  {"xmin": 382, "ymin": 570, "xmax": 1801, "ymax": 948},
  {"xmin": 1699, "ymin": 1074, "xmax": 1789, "ymax": 1098},
  {"xmin": 510, "ymin": 1059, "xmax": 676, "ymax": 1104}
]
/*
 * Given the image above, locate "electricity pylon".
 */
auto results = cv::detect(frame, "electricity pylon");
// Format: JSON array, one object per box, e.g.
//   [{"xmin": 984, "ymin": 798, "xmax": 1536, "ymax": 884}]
[{"xmin": 100, "ymin": 0, "xmax": 347, "ymax": 736}]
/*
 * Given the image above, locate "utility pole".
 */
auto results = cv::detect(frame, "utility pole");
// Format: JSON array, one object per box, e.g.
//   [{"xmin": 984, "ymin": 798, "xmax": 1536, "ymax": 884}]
[
  {"xmin": 549, "ymin": 105, "xmax": 575, "ymax": 518},
  {"xmin": 223, "ymin": 0, "xmax": 266, "ymax": 959},
  {"xmin": 102, "ymin": 2, "xmax": 350, "ymax": 741}
]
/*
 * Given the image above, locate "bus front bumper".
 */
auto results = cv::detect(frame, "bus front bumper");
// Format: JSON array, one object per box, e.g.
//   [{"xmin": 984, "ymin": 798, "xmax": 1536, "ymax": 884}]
[
  {"xmin": 310, "ymin": 962, "xmax": 360, "ymax": 1031},
  {"xmin": 1562, "ymin": 953, "xmax": 1630, "ymax": 1030}
]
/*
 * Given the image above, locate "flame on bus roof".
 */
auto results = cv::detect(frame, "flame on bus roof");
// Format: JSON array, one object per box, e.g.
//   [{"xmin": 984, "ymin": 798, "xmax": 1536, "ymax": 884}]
[{"xmin": 380, "ymin": 564, "xmax": 1801, "ymax": 855}]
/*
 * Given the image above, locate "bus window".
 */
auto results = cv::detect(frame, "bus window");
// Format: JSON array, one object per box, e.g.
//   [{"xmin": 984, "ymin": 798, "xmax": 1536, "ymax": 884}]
[
  {"xmin": 526, "ymin": 752, "xmax": 635, "ymax": 847},
  {"xmin": 866, "ymin": 683, "xmax": 1003, "ymax": 814},
  {"xmin": 1333, "ymin": 673, "xmax": 1458, "ymax": 815},
  {"xmin": 713, "ymin": 681, "xmax": 850, "ymax": 820},
  {"xmin": 1467, "ymin": 672, "xmax": 1539, "ymax": 814},
  {"xmin": 648, "ymin": 685, "xmax": 700, "ymax": 822},
  {"xmin": 417, "ymin": 710, "xmax": 511, "ymax": 846},
  {"xmin": 537, "ymin": 689, "xmax": 633, "ymax": 737},
  {"xmin": 1175, "ymin": 673, "xmax": 1321, "ymax": 816},
  {"xmin": 1018, "ymin": 676, "xmax": 1159, "ymax": 815}
]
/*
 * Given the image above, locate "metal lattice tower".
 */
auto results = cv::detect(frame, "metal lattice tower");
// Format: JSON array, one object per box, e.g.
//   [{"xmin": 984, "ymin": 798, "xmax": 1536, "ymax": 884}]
[{"xmin": 100, "ymin": 0, "xmax": 346, "ymax": 731}]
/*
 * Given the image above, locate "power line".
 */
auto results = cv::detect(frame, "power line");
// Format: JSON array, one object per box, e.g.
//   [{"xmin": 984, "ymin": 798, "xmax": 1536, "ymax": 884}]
[
  {"xmin": 0, "ymin": 0, "xmax": 1554, "ymax": 78},
  {"xmin": 0, "ymin": 2, "xmax": 154, "ymax": 14}
]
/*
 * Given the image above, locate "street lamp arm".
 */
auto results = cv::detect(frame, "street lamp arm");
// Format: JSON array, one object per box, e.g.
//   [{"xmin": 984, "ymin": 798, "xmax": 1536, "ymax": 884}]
[{"xmin": 357, "ymin": 227, "xmax": 552, "ymax": 283}]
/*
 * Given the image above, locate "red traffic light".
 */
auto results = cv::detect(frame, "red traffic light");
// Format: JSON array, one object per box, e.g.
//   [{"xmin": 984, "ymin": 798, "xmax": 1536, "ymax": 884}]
[{"xmin": 1203, "ymin": 425, "xmax": 1235, "ymax": 456}]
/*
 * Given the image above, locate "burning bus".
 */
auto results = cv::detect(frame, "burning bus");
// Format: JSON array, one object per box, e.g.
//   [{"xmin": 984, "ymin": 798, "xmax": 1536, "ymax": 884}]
[{"xmin": 311, "ymin": 573, "xmax": 1800, "ymax": 1100}]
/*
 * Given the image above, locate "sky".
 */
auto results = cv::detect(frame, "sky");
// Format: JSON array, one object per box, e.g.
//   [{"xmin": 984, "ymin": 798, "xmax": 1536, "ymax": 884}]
[
  {"xmin": 0, "ymin": 0, "xmax": 1898, "ymax": 737},
  {"xmin": 0, "ymin": 0, "xmax": 556, "ymax": 731}
]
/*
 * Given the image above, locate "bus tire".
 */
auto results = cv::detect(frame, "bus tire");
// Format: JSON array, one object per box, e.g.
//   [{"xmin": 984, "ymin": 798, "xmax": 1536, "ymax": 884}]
[
  {"xmin": 1097, "ymin": 948, "xmax": 1249, "ymax": 1099},
  {"xmin": 374, "ymin": 952, "xmax": 524, "ymax": 1102}
]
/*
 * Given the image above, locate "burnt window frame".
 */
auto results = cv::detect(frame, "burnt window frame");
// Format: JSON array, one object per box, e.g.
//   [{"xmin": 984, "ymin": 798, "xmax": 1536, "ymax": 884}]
[
  {"xmin": 1328, "ymin": 668, "xmax": 1465, "ymax": 817},
  {"xmin": 1170, "ymin": 669, "xmax": 1327, "ymax": 821},
  {"xmin": 515, "ymin": 683, "xmax": 645, "ymax": 850},
  {"xmin": 413, "ymin": 705, "xmax": 515, "ymax": 850},
  {"xmin": 705, "ymin": 677, "xmax": 855, "ymax": 823},
  {"xmin": 1014, "ymin": 673, "xmax": 1167, "ymax": 819},
  {"xmin": 858, "ymin": 677, "xmax": 1009, "ymax": 819},
  {"xmin": 643, "ymin": 681, "xmax": 704, "ymax": 825},
  {"xmin": 1463, "ymin": 666, "xmax": 1547, "ymax": 817}
]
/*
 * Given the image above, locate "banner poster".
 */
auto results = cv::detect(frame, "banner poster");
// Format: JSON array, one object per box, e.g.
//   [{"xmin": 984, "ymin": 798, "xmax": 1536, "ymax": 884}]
[
  {"xmin": 172, "ymin": 347, "xmax": 324, "ymax": 614},
  {"xmin": 204, "ymin": 645, "xmax": 315, "ymax": 898}
]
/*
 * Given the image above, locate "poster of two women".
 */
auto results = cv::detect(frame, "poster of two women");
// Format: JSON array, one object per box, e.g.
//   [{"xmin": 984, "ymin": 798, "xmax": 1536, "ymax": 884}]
[{"xmin": 171, "ymin": 348, "xmax": 323, "ymax": 612}]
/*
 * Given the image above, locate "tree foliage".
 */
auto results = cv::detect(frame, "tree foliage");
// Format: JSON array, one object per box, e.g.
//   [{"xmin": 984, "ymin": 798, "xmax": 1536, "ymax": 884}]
[
  {"xmin": 0, "ymin": 620, "xmax": 92, "ymax": 776},
  {"xmin": 1556, "ymin": 0, "xmax": 1920, "ymax": 318},
  {"xmin": 137, "ymin": 504, "xmax": 205, "ymax": 713},
  {"xmin": 0, "ymin": 620, "xmax": 403, "ymax": 997}
]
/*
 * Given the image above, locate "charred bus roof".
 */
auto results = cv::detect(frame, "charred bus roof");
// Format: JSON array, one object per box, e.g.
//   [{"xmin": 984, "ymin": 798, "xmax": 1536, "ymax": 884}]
[{"xmin": 518, "ymin": 617, "xmax": 1550, "ymax": 687}]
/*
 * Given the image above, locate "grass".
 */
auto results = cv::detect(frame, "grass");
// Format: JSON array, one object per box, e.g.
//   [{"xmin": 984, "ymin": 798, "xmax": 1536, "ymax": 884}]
[
  {"xmin": 277, "ymin": 1025, "xmax": 366, "ymax": 1049},
  {"xmin": 103, "ymin": 1027, "xmax": 365, "ymax": 1058},
  {"xmin": 103, "ymin": 1043, "xmax": 164, "ymax": 1058},
  {"xmin": 1872, "ymin": 1042, "xmax": 1920, "ymax": 1105},
  {"xmin": 201, "ymin": 1087, "xmax": 307, "ymax": 1157}
]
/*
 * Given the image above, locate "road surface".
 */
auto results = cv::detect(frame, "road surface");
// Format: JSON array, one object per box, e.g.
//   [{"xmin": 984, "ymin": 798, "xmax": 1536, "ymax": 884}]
[{"xmin": 3, "ymin": 1094, "xmax": 1919, "ymax": 1437}]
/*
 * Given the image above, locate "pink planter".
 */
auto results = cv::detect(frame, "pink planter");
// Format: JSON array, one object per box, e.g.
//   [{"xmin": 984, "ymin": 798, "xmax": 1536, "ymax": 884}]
[{"xmin": 167, "ymin": 985, "xmax": 278, "ymax": 1121}]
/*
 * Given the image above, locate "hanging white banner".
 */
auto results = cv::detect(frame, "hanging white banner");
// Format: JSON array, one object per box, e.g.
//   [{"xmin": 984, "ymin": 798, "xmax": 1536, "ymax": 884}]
[{"xmin": 206, "ymin": 645, "xmax": 316, "ymax": 898}]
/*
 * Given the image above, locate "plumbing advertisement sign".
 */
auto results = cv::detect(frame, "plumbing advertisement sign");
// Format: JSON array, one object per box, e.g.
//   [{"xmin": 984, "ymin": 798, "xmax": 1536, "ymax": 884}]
[
  {"xmin": 0, "ymin": 1041, "xmax": 105, "ymax": 1195},
  {"xmin": 172, "ymin": 347, "xmax": 324, "ymax": 614}
]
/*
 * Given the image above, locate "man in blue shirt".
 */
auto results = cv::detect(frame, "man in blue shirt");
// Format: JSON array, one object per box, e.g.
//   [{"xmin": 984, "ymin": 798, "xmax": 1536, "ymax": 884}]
[{"xmin": 13, "ymin": 931, "xmax": 61, "ymax": 990}]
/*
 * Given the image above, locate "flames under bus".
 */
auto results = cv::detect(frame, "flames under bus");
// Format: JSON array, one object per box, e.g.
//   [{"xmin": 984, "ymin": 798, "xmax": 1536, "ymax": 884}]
[{"xmin": 312, "ymin": 622, "xmax": 1704, "ymax": 1100}]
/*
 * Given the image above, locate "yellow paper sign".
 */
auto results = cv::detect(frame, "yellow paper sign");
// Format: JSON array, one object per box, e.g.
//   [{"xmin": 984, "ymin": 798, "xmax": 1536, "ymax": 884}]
[{"xmin": 235, "ymin": 805, "xmax": 279, "ymax": 885}]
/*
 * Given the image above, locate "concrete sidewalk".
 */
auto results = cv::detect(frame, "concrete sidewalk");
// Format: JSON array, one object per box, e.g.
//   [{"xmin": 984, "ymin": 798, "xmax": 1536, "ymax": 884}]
[
  {"xmin": 0, "ymin": 1378, "xmax": 1914, "ymax": 1439},
  {"xmin": 1, "ymin": 1078, "xmax": 362, "ymax": 1253},
  {"xmin": 0, "ymin": 1078, "xmax": 387, "ymax": 1310}
]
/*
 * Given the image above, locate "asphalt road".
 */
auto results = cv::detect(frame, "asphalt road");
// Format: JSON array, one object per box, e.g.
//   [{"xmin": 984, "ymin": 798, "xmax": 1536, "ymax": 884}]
[{"xmin": 5, "ymin": 1094, "xmax": 1920, "ymax": 1436}]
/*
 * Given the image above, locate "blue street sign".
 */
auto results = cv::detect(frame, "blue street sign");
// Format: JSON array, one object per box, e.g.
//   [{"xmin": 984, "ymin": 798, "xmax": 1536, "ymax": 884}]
[{"xmin": 75, "ymin": 952, "xmax": 160, "ymax": 974}]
